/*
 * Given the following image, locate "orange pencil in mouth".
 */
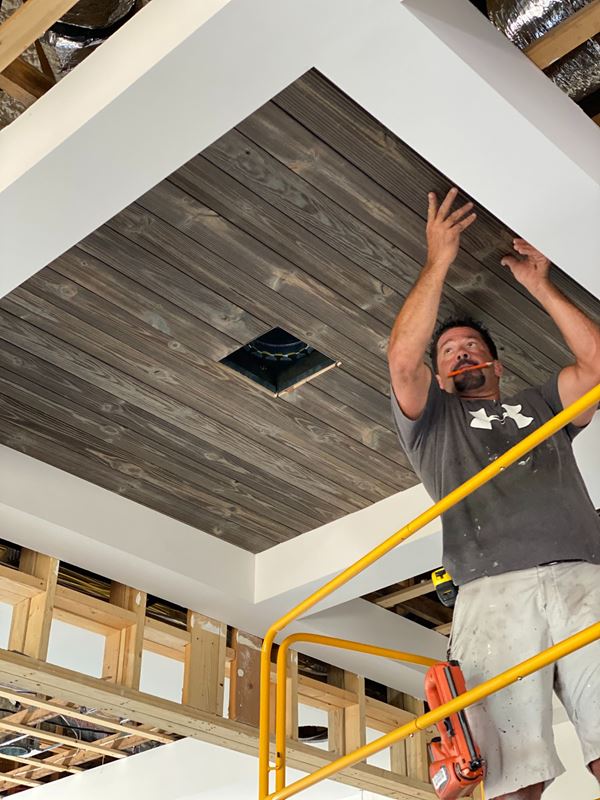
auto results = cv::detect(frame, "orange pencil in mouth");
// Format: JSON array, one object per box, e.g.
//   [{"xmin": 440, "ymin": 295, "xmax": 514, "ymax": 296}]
[{"xmin": 447, "ymin": 361, "xmax": 494, "ymax": 378}]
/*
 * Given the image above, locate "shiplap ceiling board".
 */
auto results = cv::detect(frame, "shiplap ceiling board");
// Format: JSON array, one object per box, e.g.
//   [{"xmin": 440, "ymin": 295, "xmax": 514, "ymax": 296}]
[{"xmin": 1, "ymin": 70, "xmax": 597, "ymax": 553}]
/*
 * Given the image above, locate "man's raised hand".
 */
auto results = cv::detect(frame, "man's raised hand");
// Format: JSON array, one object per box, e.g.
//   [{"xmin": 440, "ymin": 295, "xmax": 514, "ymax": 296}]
[
  {"xmin": 426, "ymin": 187, "xmax": 477, "ymax": 271},
  {"xmin": 501, "ymin": 239, "xmax": 550, "ymax": 293}
]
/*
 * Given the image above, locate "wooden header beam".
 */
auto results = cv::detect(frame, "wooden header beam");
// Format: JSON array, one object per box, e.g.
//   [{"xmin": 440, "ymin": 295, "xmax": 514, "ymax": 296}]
[{"xmin": 525, "ymin": 0, "xmax": 600, "ymax": 69}]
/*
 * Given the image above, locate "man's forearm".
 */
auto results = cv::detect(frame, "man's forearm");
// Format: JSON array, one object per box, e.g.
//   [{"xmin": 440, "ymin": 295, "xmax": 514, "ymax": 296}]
[
  {"xmin": 531, "ymin": 280, "xmax": 600, "ymax": 372},
  {"xmin": 388, "ymin": 261, "xmax": 447, "ymax": 369}
]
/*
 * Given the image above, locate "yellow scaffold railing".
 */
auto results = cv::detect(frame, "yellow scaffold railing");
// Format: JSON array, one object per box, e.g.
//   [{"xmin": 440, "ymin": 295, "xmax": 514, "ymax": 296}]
[{"xmin": 259, "ymin": 383, "xmax": 600, "ymax": 800}]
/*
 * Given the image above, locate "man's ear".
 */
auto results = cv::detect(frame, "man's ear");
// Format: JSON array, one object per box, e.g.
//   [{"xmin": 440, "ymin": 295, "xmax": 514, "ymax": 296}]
[
  {"xmin": 435, "ymin": 372, "xmax": 444, "ymax": 389},
  {"xmin": 493, "ymin": 360, "xmax": 504, "ymax": 378}
]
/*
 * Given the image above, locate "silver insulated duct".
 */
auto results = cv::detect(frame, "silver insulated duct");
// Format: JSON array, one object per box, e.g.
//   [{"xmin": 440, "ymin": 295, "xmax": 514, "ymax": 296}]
[
  {"xmin": 42, "ymin": 0, "xmax": 137, "ymax": 76},
  {"xmin": 488, "ymin": 0, "xmax": 600, "ymax": 101}
]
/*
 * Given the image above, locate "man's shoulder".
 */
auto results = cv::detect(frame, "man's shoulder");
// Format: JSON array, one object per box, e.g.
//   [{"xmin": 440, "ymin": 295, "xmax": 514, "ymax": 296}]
[{"xmin": 502, "ymin": 380, "xmax": 555, "ymax": 410}]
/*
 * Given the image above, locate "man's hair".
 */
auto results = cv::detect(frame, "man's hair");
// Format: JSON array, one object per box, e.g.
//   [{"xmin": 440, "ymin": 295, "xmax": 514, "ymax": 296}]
[{"xmin": 429, "ymin": 316, "xmax": 498, "ymax": 373}]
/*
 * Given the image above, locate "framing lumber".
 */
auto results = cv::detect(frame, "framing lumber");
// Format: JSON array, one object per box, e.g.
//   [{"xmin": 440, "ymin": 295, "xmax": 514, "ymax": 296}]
[
  {"xmin": 229, "ymin": 628, "xmax": 262, "ymax": 727},
  {"xmin": 54, "ymin": 585, "xmax": 137, "ymax": 635},
  {"xmin": 386, "ymin": 689, "xmax": 409, "ymax": 778},
  {"xmin": 143, "ymin": 618, "xmax": 235, "ymax": 665},
  {"xmin": 325, "ymin": 668, "xmax": 366, "ymax": 760},
  {"xmin": 0, "ymin": 546, "xmax": 437, "ymax": 796},
  {"xmin": 343, "ymin": 673, "xmax": 366, "ymax": 757},
  {"xmin": 0, "ymin": 563, "xmax": 45, "ymax": 603},
  {"xmin": 34, "ymin": 39, "xmax": 55, "ymax": 80},
  {"xmin": 0, "ymin": 649, "xmax": 435, "ymax": 799},
  {"xmin": 376, "ymin": 580, "xmax": 435, "ymax": 609},
  {"xmin": 0, "ymin": 718, "xmax": 128, "ymax": 758},
  {"xmin": 0, "ymin": 773, "xmax": 41, "ymax": 788},
  {"xmin": 365, "ymin": 696, "xmax": 415, "ymax": 733},
  {"xmin": 102, "ymin": 582, "xmax": 147, "ymax": 689},
  {"xmin": 0, "ymin": 687, "xmax": 173, "ymax": 744},
  {"xmin": 525, "ymin": 0, "xmax": 600, "ymax": 69},
  {"xmin": 398, "ymin": 694, "xmax": 429, "ymax": 784},
  {"xmin": 0, "ymin": 752, "xmax": 82, "ymax": 774},
  {"xmin": 143, "ymin": 617, "xmax": 190, "ymax": 661},
  {"xmin": 398, "ymin": 596, "xmax": 452, "ymax": 628},
  {"xmin": 435, "ymin": 622, "xmax": 452, "ymax": 636},
  {"xmin": 182, "ymin": 610, "xmax": 227, "ymax": 714},
  {"xmin": 297, "ymin": 674, "xmax": 357, "ymax": 710},
  {"xmin": 0, "ymin": 56, "xmax": 54, "ymax": 107},
  {"xmin": 0, "ymin": 730, "xmax": 164, "ymax": 787},
  {"xmin": 0, "ymin": 0, "xmax": 82, "ymax": 73},
  {"xmin": 9, "ymin": 550, "xmax": 58, "ymax": 661}
]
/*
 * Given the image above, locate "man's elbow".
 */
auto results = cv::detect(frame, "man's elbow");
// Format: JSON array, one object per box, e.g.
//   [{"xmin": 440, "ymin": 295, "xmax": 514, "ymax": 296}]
[{"xmin": 577, "ymin": 339, "xmax": 600, "ymax": 384}]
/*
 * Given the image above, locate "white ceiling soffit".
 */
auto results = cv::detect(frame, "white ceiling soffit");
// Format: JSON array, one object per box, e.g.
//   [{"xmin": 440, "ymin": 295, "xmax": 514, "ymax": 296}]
[
  {"xmin": 0, "ymin": 0, "xmax": 598, "ymax": 300},
  {"xmin": 0, "ymin": 445, "xmax": 447, "ymax": 696}
]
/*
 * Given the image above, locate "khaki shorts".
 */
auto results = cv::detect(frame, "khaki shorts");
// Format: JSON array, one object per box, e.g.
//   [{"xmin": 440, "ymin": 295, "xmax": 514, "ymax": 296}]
[{"xmin": 449, "ymin": 561, "xmax": 600, "ymax": 798}]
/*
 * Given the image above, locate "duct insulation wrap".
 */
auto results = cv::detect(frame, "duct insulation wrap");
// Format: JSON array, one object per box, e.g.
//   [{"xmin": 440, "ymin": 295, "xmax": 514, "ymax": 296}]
[
  {"xmin": 488, "ymin": 0, "xmax": 600, "ymax": 100},
  {"xmin": 42, "ymin": 0, "xmax": 136, "ymax": 75}
]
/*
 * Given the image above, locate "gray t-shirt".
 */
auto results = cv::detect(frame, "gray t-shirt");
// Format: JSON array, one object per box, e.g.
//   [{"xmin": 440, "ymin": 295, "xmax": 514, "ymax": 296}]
[{"xmin": 392, "ymin": 373, "xmax": 600, "ymax": 585}]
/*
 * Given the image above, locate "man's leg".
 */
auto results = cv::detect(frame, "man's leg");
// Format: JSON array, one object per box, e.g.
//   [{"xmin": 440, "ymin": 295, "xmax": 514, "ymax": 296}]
[
  {"xmin": 589, "ymin": 757, "xmax": 600, "ymax": 781},
  {"xmin": 551, "ymin": 564, "xmax": 600, "ymax": 788},
  {"xmin": 449, "ymin": 571, "xmax": 562, "ymax": 796},
  {"xmin": 494, "ymin": 785, "xmax": 543, "ymax": 800}
]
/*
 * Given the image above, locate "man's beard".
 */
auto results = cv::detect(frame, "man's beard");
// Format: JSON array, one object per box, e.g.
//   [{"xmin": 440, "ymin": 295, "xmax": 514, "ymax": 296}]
[{"xmin": 453, "ymin": 368, "xmax": 486, "ymax": 393}]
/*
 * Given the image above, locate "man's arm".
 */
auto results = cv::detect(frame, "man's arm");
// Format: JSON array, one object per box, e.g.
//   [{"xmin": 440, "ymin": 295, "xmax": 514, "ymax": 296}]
[
  {"xmin": 388, "ymin": 188, "xmax": 476, "ymax": 419},
  {"xmin": 501, "ymin": 239, "xmax": 600, "ymax": 426}
]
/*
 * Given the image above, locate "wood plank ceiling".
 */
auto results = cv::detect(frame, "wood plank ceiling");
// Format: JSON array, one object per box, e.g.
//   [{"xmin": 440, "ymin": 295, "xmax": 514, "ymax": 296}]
[{"xmin": 1, "ymin": 70, "xmax": 598, "ymax": 553}]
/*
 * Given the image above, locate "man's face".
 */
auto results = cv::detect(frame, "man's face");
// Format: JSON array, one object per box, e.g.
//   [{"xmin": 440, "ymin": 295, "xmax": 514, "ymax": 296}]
[{"xmin": 435, "ymin": 326, "xmax": 502, "ymax": 394}]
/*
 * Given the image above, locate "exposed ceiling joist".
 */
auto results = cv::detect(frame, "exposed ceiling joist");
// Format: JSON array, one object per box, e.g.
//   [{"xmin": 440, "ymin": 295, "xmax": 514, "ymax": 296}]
[
  {"xmin": 0, "ymin": 717, "xmax": 128, "ymax": 758},
  {"xmin": 0, "ymin": 728, "xmax": 162, "ymax": 787},
  {"xmin": 376, "ymin": 581, "xmax": 435, "ymax": 609},
  {"xmin": 0, "ymin": 687, "xmax": 174, "ymax": 743},
  {"xmin": 524, "ymin": 0, "xmax": 600, "ymax": 69},
  {"xmin": 0, "ymin": 773, "xmax": 41, "ymax": 788},
  {"xmin": 0, "ymin": 0, "xmax": 81, "ymax": 73},
  {"xmin": 34, "ymin": 38, "xmax": 54, "ymax": 80},
  {"xmin": 0, "ymin": 55, "xmax": 54, "ymax": 107},
  {"xmin": 398, "ymin": 596, "xmax": 453, "ymax": 628},
  {"xmin": 0, "ymin": 751, "xmax": 82, "ymax": 774}
]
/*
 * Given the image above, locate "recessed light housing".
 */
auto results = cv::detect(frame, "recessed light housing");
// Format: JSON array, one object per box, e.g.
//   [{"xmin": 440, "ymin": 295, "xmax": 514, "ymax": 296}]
[{"xmin": 220, "ymin": 327, "xmax": 340, "ymax": 397}]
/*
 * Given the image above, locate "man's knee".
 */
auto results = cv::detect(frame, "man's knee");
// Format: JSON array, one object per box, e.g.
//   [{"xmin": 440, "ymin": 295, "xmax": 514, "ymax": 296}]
[
  {"xmin": 492, "ymin": 782, "xmax": 544, "ymax": 800},
  {"xmin": 589, "ymin": 756, "xmax": 600, "ymax": 780}
]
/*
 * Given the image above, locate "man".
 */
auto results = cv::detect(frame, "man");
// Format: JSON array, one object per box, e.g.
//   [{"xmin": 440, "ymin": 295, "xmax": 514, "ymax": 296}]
[{"xmin": 388, "ymin": 187, "xmax": 600, "ymax": 799}]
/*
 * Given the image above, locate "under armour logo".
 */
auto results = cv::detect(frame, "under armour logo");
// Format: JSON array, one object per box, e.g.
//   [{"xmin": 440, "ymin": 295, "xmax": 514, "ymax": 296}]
[{"xmin": 469, "ymin": 404, "xmax": 534, "ymax": 430}]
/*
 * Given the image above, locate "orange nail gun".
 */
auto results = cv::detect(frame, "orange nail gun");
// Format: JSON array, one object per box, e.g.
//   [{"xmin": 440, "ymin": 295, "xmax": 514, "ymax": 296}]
[{"xmin": 424, "ymin": 661, "xmax": 486, "ymax": 799}]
